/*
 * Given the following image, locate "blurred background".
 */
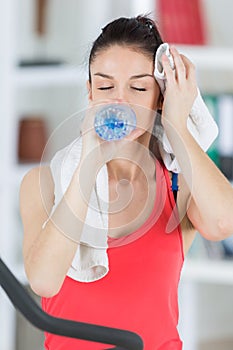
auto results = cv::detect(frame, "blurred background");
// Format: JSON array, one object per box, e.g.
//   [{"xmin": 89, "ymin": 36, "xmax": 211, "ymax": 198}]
[{"xmin": 0, "ymin": 1, "xmax": 233, "ymax": 349}]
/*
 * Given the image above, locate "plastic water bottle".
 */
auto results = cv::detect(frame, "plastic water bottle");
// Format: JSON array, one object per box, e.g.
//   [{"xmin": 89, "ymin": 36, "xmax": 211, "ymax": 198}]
[{"xmin": 94, "ymin": 104, "xmax": 137, "ymax": 141}]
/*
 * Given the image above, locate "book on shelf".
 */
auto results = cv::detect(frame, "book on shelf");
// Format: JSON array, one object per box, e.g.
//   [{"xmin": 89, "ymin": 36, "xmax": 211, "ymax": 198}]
[
  {"xmin": 203, "ymin": 93, "xmax": 233, "ymax": 181},
  {"xmin": 222, "ymin": 236, "xmax": 233, "ymax": 258},
  {"xmin": 203, "ymin": 94, "xmax": 220, "ymax": 167},
  {"xmin": 157, "ymin": 0, "xmax": 207, "ymax": 44},
  {"xmin": 217, "ymin": 95, "xmax": 233, "ymax": 181}
]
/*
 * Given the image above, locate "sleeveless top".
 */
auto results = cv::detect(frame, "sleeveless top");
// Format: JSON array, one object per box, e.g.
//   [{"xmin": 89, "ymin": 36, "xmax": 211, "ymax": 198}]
[{"xmin": 42, "ymin": 160, "xmax": 184, "ymax": 349}]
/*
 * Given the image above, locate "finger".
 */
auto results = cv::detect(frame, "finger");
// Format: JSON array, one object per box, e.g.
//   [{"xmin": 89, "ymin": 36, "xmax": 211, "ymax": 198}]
[
  {"xmin": 82, "ymin": 100, "xmax": 110, "ymax": 131},
  {"xmin": 170, "ymin": 46, "xmax": 186, "ymax": 83},
  {"xmin": 180, "ymin": 54, "xmax": 197, "ymax": 82},
  {"xmin": 162, "ymin": 54, "xmax": 175, "ymax": 85}
]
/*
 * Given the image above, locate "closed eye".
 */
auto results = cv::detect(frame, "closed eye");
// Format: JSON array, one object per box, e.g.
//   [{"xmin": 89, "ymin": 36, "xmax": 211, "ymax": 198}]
[
  {"xmin": 132, "ymin": 87, "xmax": 146, "ymax": 91},
  {"xmin": 98, "ymin": 86, "xmax": 114, "ymax": 90}
]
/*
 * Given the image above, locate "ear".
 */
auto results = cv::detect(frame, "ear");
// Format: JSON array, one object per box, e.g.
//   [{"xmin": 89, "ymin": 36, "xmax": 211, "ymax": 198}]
[{"xmin": 86, "ymin": 80, "xmax": 92, "ymax": 101}]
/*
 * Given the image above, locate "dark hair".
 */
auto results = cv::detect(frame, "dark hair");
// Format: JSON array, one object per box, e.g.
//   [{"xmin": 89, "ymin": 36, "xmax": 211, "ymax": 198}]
[
  {"xmin": 88, "ymin": 15, "xmax": 163, "ymax": 82},
  {"xmin": 88, "ymin": 15, "xmax": 164, "ymax": 160}
]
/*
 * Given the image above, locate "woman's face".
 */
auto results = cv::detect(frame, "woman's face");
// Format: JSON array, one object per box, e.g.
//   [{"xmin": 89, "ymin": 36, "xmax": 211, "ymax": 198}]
[
  {"xmin": 89, "ymin": 45, "xmax": 160, "ymax": 108},
  {"xmin": 88, "ymin": 45, "xmax": 161, "ymax": 135}
]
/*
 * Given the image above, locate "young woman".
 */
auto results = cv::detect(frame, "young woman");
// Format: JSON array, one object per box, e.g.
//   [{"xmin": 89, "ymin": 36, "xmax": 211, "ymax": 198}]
[{"xmin": 20, "ymin": 15, "xmax": 233, "ymax": 349}]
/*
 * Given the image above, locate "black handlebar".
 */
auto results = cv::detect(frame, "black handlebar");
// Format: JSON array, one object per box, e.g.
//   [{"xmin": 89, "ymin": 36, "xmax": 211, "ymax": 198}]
[{"xmin": 0, "ymin": 258, "xmax": 143, "ymax": 350}]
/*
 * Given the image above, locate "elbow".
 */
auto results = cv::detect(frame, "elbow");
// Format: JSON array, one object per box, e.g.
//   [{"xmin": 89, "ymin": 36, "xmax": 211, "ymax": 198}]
[
  {"xmin": 24, "ymin": 258, "xmax": 64, "ymax": 298},
  {"xmin": 207, "ymin": 218, "xmax": 233, "ymax": 241},
  {"xmin": 28, "ymin": 275, "xmax": 61, "ymax": 298},
  {"xmin": 198, "ymin": 217, "xmax": 233, "ymax": 242},
  {"xmin": 216, "ymin": 217, "xmax": 233, "ymax": 240}
]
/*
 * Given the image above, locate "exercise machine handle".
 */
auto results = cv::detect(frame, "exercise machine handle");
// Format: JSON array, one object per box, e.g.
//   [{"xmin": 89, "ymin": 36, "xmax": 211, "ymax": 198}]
[{"xmin": 0, "ymin": 258, "xmax": 143, "ymax": 350}]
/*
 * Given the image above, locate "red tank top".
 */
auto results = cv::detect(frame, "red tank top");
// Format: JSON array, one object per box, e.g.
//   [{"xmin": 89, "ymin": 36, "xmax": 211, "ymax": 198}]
[{"xmin": 42, "ymin": 161, "xmax": 184, "ymax": 349}]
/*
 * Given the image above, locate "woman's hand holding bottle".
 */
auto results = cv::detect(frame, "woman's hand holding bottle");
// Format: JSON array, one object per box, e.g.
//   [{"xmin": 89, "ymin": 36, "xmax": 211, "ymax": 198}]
[{"xmin": 79, "ymin": 100, "xmax": 140, "ymax": 169}]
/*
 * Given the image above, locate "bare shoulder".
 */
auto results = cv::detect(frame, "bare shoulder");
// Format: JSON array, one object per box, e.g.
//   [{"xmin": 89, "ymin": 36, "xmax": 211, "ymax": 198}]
[
  {"xmin": 20, "ymin": 165, "xmax": 54, "ymax": 232},
  {"xmin": 20, "ymin": 165, "xmax": 53, "ymax": 186},
  {"xmin": 20, "ymin": 165, "xmax": 54, "ymax": 206}
]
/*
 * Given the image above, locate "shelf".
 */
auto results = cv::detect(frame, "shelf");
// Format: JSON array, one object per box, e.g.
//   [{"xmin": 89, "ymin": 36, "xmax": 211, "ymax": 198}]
[
  {"xmin": 175, "ymin": 46, "xmax": 233, "ymax": 93},
  {"xmin": 176, "ymin": 45, "xmax": 233, "ymax": 71},
  {"xmin": 13, "ymin": 47, "xmax": 233, "ymax": 88},
  {"xmin": 14, "ymin": 65, "xmax": 87, "ymax": 88},
  {"xmin": 12, "ymin": 47, "xmax": 233, "ymax": 93},
  {"xmin": 181, "ymin": 258, "xmax": 233, "ymax": 285}
]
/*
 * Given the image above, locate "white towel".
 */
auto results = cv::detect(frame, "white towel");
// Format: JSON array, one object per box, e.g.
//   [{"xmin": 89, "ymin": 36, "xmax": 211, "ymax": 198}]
[
  {"xmin": 154, "ymin": 43, "xmax": 219, "ymax": 173},
  {"xmin": 46, "ymin": 137, "xmax": 110, "ymax": 282}
]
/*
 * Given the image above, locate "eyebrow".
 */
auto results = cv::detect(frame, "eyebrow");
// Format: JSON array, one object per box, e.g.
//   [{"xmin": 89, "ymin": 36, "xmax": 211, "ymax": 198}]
[
  {"xmin": 94, "ymin": 73, "xmax": 114, "ymax": 79},
  {"xmin": 94, "ymin": 72, "xmax": 154, "ymax": 80},
  {"xmin": 130, "ymin": 74, "xmax": 154, "ymax": 80}
]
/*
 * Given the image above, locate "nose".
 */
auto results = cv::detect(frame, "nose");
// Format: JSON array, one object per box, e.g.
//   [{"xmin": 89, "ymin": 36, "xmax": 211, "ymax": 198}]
[
  {"xmin": 111, "ymin": 87, "xmax": 128, "ymax": 104},
  {"xmin": 114, "ymin": 98, "xmax": 126, "ymax": 104}
]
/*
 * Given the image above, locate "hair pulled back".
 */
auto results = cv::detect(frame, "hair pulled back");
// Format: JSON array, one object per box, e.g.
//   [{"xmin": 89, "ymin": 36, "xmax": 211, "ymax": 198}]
[{"xmin": 88, "ymin": 15, "xmax": 163, "ymax": 82}]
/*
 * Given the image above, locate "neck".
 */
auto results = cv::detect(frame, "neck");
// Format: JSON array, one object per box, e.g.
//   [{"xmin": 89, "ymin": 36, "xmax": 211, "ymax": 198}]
[{"xmin": 107, "ymin": 133, "xmax": 155, "ymax": 183}]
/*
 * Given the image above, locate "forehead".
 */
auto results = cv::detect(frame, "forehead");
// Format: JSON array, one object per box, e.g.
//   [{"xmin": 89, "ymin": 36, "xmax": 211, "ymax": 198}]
[{"xmin": 90, "ymin": 45, "xmax": 153, "ymax": 75}]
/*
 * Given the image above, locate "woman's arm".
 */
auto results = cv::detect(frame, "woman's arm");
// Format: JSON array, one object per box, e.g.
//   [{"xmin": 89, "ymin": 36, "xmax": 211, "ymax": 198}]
[
  {"xmin": 20, "ymin": 101, "xmax": 141, "ymax": 298},
  {"xmin": 20, "ymin": 159, "xmax": 98, "ymax": 298},
  {"xmin": 162, "ymin": 46, "xmax": 233, "ymax": 241}
]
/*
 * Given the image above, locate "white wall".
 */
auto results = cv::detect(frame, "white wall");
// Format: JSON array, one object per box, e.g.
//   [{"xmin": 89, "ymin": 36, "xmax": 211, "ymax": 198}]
[{"xmin": 202, "ymin": 0, "xmax": 233, "ymax": 46}]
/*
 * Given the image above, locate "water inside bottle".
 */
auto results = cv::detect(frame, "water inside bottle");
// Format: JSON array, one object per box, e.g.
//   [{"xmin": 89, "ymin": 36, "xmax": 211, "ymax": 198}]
[{"xmin": 94, "ymin": 104, "xmax": 137, "ymax": 141}]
